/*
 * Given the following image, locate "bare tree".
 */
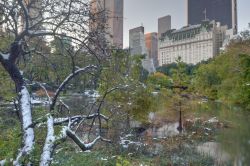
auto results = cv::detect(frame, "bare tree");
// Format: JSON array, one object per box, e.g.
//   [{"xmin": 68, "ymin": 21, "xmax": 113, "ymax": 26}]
[{"xmin": 0, "ymin": 0, "xmax": 117, "ymax": 165}]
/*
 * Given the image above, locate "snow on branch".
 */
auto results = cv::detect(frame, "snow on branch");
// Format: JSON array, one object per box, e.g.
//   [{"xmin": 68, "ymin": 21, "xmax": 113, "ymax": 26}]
[
  {"xmin": 54, "ymin": 116, "xmax": 83, "ymax": 125},
  {"xmin": 87, "ymin": 113, "xmax": 109, "ymax": 121},
  {"xmin": 14, "ymin": 86, "xmax": 35, "ymax": 165},
  {"xmin": 50, "ymin": 65, "xmax": 97, "ymax": 111},
  {"xmin": 66, "ymin": 128, "xmax": 111, "ymax": 151},
  {"xmin": 0, "ymin": 52, "xmax": 10, "ymax": 60},
  {"xmin": 0, "ymin": 160, "xmax": 6, "ymax": 166},
  {"xmin": 54, "ymin": 113, "xmax": 108, "ymax": 125},
  {"xmin": 66, "ymin": 129, "xmax": 101, "ymax": 151},
  {"xmin": 40, "ymin": 115, "xmax": 55, "ymax": 166}
]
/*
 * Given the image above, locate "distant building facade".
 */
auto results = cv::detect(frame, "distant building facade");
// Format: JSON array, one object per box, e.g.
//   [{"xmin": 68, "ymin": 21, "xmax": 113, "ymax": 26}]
[
  {"xmin": 158, "ymin": 15, "xmax": 171, "ymax": 39},
  {"xmin": 129, "ymin": 26, "xmax": 147, "ymax": 55},
  {"xmin": 145, "ymin": 32, "xmax": 158, "ymax": 67},
  {"xmin": 187, "ymin": 0, "xmax": 237, "ymax": 34},
  {"xmin": 129, "ymin": 26, "xmax": 155, "ymax": 73},
  {"xmin": 158, "ymin": 21, "xmax": 227, "ymax": 66},
  {"xmin": 90, "ymin": 0, "xmax": 124, "ymax": 48}
]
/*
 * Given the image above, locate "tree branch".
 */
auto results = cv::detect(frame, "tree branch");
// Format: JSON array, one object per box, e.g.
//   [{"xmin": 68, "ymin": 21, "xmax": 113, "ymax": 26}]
[
  {"xmin": 50, "ymin": 65, "xmax": 97, "ymax": 111},
  {"xmin": 40, "ymin": 115, "xmax": 55, "ymax": 166},
  {"xmin": 66, "ymin": 129, "xmax": 100, "ymax": 151}
]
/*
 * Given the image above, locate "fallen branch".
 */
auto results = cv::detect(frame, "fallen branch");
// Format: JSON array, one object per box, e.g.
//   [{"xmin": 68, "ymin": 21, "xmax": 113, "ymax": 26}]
[
  {"xmin": 54, "ymin": 113, "xmax": 108, "ymax": 125},
  {"xmin": 66, "ymin": 129, "xmax": 111, "ymax": 151},
  {"xmin": 40, "ymin": 115, "xmax": 55, "ymax": 166},
  {"xmin": 14, "ymin": 86, "xmax": 35, "ymax": 165}
]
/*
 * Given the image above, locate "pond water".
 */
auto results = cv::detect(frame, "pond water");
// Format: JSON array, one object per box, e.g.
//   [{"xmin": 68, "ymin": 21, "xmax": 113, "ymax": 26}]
[
  {"xmin": 124, "ymin": 100, "xmax": 250, "ymax": 165},
  {"xmin": 196, "ymin": 101, "xmax": 250, "ymax": 165}
]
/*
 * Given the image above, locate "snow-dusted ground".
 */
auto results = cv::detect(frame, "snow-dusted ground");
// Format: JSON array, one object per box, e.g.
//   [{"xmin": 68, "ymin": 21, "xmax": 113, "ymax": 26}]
[
  {"xmin": 120, "ymin": 134, "xmax": 145, "ymax": 149},
  {"xmin": 83, "ymin": 90, "xmax": 100, "ymax": 98}
]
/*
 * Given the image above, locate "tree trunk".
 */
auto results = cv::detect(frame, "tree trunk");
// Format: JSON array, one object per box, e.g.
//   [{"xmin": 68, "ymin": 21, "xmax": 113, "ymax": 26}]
[
  {"xmin": 0, "ymin": 44, "xmax": 35, "ymax": 165},
  {"xmin": 177, "ymin": 101, "xmax": 183, "ymax": 133}
]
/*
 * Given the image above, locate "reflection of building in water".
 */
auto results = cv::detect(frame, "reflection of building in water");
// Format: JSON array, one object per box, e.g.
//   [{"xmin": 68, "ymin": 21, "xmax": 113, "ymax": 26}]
[
  {"xmin": 158, "ymin": 20, "xmax": 228, "ymax": 66},
  {"xmin": 90, "ymin": 0, "xmax": 124, "ymax": 48}
]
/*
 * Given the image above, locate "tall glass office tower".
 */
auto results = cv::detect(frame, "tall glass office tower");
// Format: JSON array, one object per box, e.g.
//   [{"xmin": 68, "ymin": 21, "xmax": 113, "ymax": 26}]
[{"xmin": 187, "ymin": 0, "xmax": 237, "ymax": 34}]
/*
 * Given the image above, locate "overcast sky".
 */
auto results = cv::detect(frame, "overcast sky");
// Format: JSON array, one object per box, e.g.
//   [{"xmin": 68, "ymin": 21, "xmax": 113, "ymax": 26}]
[{"xmin": 123, "ymin": 0, "xmax": 250, "ymax": 48}]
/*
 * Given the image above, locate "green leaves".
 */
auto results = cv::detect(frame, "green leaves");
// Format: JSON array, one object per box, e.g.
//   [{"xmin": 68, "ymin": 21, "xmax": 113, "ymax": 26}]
[
  {"xmin": 193, "ymin": 40, "xmax": 250, "ymax": 109},
  {"xmin": 147, "ymin": 72, "xmax": 172, "ymax": 90}
]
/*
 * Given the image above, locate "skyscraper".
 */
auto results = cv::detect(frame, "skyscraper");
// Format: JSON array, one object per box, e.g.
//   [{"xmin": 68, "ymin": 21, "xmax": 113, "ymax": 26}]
[
  {"xmin": 158, "ymin": 15, "xmax": 171, "ymax": 39},
  {"xmin": 129, "ymin": 26, "xmax": 155, "ymax": 73},
  {"xmin": 145, "ymin": 32, "xmax": 158, "ymax": 67},
  {"xmin": 187, "ymin": 0, "xmax": 237, "ymax": 34},
  {"xmin": 129, "ymin": 26, "xmax": 147, "ymax": 55},
  {"xmin": 90, "ymin": 0, "xmax": 124, "ymax": 48}
]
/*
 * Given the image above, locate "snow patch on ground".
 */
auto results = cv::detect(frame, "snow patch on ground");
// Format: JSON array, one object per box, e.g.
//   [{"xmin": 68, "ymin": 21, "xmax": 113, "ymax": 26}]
[
  {"xmin": 207, "ymin": 117, "xmax": 219, "ymax": 123},
  {"xmin": 120, "ymin": 135, "xmax": 144, "ymax": 149},
  {"xmin": 84, "ymin": 90, "xmax": 100, "ymax": 98},
  {"xmin": 100, "ymin": 157, "xmax": 108, "ymax": 161}
]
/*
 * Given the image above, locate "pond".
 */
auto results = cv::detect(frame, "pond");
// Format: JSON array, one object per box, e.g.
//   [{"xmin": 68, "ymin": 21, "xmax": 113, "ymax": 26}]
[{"xmin": 122, "ymin": 100, "xmax": 250, "ymax": 165}]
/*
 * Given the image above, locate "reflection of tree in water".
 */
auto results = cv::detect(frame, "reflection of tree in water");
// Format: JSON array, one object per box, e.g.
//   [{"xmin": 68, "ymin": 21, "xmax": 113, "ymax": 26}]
[{"xmin": 218, "ymin": 107, "xmax": 250, "ymax": 165}]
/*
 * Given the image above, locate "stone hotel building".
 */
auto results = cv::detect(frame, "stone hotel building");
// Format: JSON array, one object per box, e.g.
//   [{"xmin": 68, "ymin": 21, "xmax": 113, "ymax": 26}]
[{"xmin": 158, "ymin": 21, "xmax": 227, "ymax": 65}]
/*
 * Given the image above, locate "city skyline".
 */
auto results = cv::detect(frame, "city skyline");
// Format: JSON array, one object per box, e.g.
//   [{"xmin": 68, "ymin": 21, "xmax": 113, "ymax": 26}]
[{"xmin": 123, "ymin": 0, "xmax": 250, "ymax": 48}]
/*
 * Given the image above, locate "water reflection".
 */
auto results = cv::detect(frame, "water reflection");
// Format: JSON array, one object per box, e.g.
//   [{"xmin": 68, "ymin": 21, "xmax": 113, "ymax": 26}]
[
  {"xmin": 195, "ymin": 101, "xmax": 250, "ymax": 165},
  {"xmin": 197, "ymin": 142, "xmax": 230, "ymax": 165}
]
